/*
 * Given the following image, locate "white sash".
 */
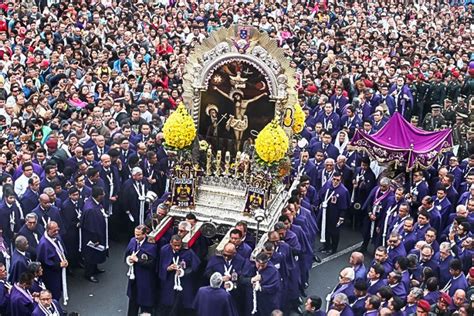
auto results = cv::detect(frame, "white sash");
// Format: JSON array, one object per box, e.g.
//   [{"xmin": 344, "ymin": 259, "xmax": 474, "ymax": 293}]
[
  {"xmin": 133, "ymin": 182, "xmax": 146, "ymax": 225},
  {"xmin": 99, "ymin": 207, "xmax": 109, "ymax": 249},
  {"xmin": 43, "ymin": 233, "xmax": 68, "ymax": 305},
  {"xmin": 320, "ymin": 189, "xmax": 335, "ymax": 243},
  {"xmin": 38, "ymin": 300, "xmax": 60, "ymax": 316},
  {"xmin": 126, "ymin": 249, "xmax": 139, "ymax": 280},
  {"xmin": 382, "ymin": 203, "xmax": 398, "ymax": 247},
  {"xmin": 251, "ymin": 271, "xmax": 261, "ymax": 315},
  {"xmin": 105, "ymin": 170, "xmax": 114, "ymax": 215},
  {"xmin": 13, "ymin": 283, "xmax": 33, "ymax": 303},
  {"xmin": 73, "ymin": 202, "xmax": 82, "ymax": 252},
  {"xmin": 172, "ymin": 255, "xmax": 184, "ymax": 291}
]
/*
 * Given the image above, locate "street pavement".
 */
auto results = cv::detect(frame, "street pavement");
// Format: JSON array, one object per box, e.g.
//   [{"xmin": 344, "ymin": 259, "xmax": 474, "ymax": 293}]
[{"xmin": 64, "ymin": 225, "xmax": 370, "ymax": 315}]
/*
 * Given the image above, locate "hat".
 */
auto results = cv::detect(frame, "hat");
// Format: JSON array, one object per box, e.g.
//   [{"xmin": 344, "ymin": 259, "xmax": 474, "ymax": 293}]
[
  {"xmin": 45, "ymin": 138, "xmax": 58, "ymax": 151},
  {"xmin": 439, "ymin": 292, "xmax": 452, "ymax": 306},
  {"xmin": 305, "ymin": 85, "xmax": 317, "ymax": 94},
  {"xmin": 434, "ymin": 72, "xmax": 443, "ymax": 79},
  {"xmin": 26, "ymin": 57, "xmax": 35, "ymax": 65},
  {"xmin": 131, "ymin": 167, "xmax": 143, "ymax": 176},
  {"xmin": 418, "ymin": 73, "xmax": 426, "ymax": 81},
  {"xmin": 60, "ymin": 120, "xmax": 70, "ymax": 127},
  {"xmin": 417, "ymin": 300, "xmax": 430, "ymax": 312},
  {"xmin": 406, "ymin": 74, "xmax": 415, "ymax": 81},
  {"xmin": 431, "ymin": 104, "xmax": 441, "ymax": 110},
  {"xmin": 40, "ymin": 60, "xmax": 50, "ymax": 68}
]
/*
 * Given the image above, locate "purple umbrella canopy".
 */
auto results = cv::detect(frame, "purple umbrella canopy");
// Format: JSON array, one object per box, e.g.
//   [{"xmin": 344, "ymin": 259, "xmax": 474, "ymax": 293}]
[{"xmin": 351, "ymin": 113, "xmax": 453, "ymax": 170}]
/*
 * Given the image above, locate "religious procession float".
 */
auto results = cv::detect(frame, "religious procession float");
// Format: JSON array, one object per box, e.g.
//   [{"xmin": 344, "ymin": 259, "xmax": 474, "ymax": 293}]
[{"xmin": 148, "ymin": 25, "xmax": 303, "ymax": 257}]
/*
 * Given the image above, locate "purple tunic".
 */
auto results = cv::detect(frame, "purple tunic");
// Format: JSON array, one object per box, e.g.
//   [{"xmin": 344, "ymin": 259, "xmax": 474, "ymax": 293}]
[
  {"xmin": 125, "ymin": 238, "xmax": 157, "ymax": 308},
  {"xmin": 81, "ymin": 198, "xmax": 107, "ymax": 265},
  {"xmin": 36, "ymin": 235, "xmax": 66, "ymax": 301},
  {"xmin": 9, "ymin": 285, "xmax": 35, "ymax": 316},
  {"xmin": 31, "ymin": 300, "xmax": 63, "ymax": 316},
  {"xmin": 158, "ymin": 244, "xmax": 200, "ymax": 309},
  {"xmin": 192, "ymin": 286, "xmax": 238, "ymax": 316}
]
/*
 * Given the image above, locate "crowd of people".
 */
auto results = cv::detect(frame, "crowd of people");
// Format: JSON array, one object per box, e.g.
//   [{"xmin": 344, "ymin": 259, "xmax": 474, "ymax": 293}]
[{"xmin": 0, "ymin": 0, "xmax": 471, "ymax": 315}]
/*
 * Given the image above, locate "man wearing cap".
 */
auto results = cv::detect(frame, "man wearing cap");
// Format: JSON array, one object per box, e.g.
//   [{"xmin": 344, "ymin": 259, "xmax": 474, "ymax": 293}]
[
  {"xmin": 241, "ymin": 252, "xmax": 281, "ymax": 316},
  {"xmin": 422, "ymin": 104, "xmax": 446, "ymax": 131},
  {"xmin": 120, "ymin": 167, "xmax": 149, "ymax": 228},
  {"xmin": 452, "ymin": 112, "xmax": 469, "ymax": 159},
  {"xmin": 416, "ymin": 299, "xmax": 431, "ymax": 315},
  {"xmin": 193, "ymin": 272, "xmax": 238, "ymax": 316},
  {"xmin": 441, "ymin": 99, "xmax": 456, "ymax": 125},
  {"xmin": 426, "ymin": 72, "xmax": 446, "ymax": 108},
  {"xmin": 430, "ymin": 292, "xmax": 451, "ymax": 315}
]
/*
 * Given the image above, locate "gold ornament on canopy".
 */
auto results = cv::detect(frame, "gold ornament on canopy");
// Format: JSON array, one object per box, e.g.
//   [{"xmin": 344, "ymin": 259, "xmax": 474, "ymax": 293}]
[{"xmin": 163, "ymin": 103, "xmax": 197, "ymax": 150}]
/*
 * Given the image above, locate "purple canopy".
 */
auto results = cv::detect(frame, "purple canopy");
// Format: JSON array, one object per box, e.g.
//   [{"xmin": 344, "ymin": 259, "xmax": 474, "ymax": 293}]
[{"xmin": 351, "ymin": 113, "xmax": 453, "ymax": 170}]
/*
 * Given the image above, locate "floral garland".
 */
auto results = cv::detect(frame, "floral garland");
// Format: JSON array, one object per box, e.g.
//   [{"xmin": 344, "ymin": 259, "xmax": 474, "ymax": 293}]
[
  {"xmin": 255, "ymin": 119, "xmax": 289, "ymax": 165},
  {"xmin": 162, "ymin": 103, "xmax": 196, "ymax": 150},
  {"xmin": 292, "ymin": 103, "xmax": 305, "ymax": 134}
]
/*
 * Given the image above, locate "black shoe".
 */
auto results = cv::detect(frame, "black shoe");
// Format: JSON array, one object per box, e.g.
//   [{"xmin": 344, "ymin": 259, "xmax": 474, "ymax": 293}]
[
  {"xmin": 321, "ymin": 249, "xmax": 331, "ymax": 254},
  {"xmin": 95, "ymin": 268, "xmax": 106, "ymax": 274},
  {"xmin": 317, "ymin": 246, "xmax": 328, "ymax": 252},
  {"xmin": 86, "ymin": 276, "xmax": 99, "ymax": 283},
  {"xmin": 304, "ymin": 282, "xmax": 309, "ymax": 289},
  {"xmin": 298, "ymin": 296, "xmax": 304, "ymax": 304},
  {"xmin": 313, "ymin": 255, "xmax": 322, "ymax": 263},
  {"xmin": 78, "ymin": 262, "xmax": 85, "ymax": 269}
]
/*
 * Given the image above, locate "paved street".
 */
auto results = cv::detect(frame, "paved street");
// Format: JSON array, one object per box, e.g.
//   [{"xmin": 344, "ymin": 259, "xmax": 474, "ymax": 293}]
[{"xmin": 64, "ymin": 225, "xmax": 369, "ymax": 315}]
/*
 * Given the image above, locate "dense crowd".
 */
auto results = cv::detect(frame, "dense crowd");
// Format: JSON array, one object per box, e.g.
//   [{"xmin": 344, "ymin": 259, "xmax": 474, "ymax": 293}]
[{"xmin": 0, "ymin": 0, "xmax": 471, "ymax": 315}]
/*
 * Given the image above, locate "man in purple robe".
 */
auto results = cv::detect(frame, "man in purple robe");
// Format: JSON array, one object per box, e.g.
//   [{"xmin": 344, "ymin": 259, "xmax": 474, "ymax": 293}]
[
  {"xmin": 158, "ymin": 234, "xmax": 200, "ymax": 316},
  {"xmin": 385, "ymin": 232, "xmax": 407, "ymax": 266},
  {"xmin": 0, "ymin": 262, "xmax": 11, "ymax": 315},
  {"xmin": 125, "ymin": 225, "xmax": 157, "ymax": 316},
  {"xmin": 20, "ymin": 177, "xmax": 40, "ymax": 213},
  {"xmin": 329, "ymin": 293, "xmax": 354, "ymax": 316},
  {"xmin": 443, "ymin": 259, "xmax": 468, "ymax": 296},
  {"xmin": 329, "ymin": 267, "xmax": 356, "ymax": 303},
  {"xmin": 388, "ymin": 77, "xmax": 413, "ymax": 119},
  {"xmin": 32, "ymin": 289, "xmax": 63, "ymax": 316},
  {"xmin": 36, "ymin": 221, "xmax": 68, "ymax": 301},
  {"xmin": 193, "ymin": 272, "xmax": 238, "ymax": 316},
  {"xmin": 8, "ymin": 236, "xmax": 30, "ymax": 284},
  {"xmin": 316, "ymin": 172, "xmax": 350, "ymax": 254},
  {"xmin": 18, "ymin": 213, "xmax": 44, "ymax": 263},
  {"xmin": 32, "ymin": 194, "xmax": 63, "ymax": 231},
  {"xmin": 81, "ymin": 186, "xmax": 108, "ymax": 283},
  {"xmin": 359, "ymin": 178, "xmax": 394, "ymax": 253},
  {"xmin": 9, "ymin": 272, "xmax": 35, "ymax": 316},
  {"xmin": 366, "ymin": 263, "xmax": 387, "ymax": 295},
  {"xmin": 60, "ymin": 187, "xmax": 82, "ymax": 269},
  {"xmin": 0, "ymin": 189, "xmax": 24, "ymax": 248},
  {"xmin": 241, "ymin": 252, "xmax": 281, "ymax": 316},
  {"xmin": 120, "ymin": 167, "xmax": 149, "ymax": 229}
]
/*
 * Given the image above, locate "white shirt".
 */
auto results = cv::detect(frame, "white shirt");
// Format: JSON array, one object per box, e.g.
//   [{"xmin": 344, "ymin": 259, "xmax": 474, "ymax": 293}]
[{"xmin": 14, "ymin": 174, "xmax": 31, "ymax": 198}]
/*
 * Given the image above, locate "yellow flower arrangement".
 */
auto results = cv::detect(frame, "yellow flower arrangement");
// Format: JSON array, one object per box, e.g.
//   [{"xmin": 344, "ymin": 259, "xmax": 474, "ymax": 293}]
[
  {"xmin": 163, "ymin": 103, "xmax": 196, "ymax": 150},
  {"xmin": 292, "ymin": 103, "xmax": 305, "ymax": 134},
  {"xmin": 255, "ymin": 119, "xmax": 289, "ymax": 164}
]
